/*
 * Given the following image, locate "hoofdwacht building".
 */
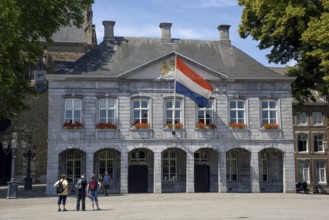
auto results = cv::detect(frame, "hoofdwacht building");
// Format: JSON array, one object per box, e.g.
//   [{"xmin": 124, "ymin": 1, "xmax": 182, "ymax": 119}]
[{"xmin": 45, "ymin": 21, "xmax": 296, "ymax": 195}]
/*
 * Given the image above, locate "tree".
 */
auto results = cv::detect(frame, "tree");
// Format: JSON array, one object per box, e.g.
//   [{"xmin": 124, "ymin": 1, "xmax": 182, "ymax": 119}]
[
  {"xmin": 0, "ymin": 0, "xmax": 94, "ymax": 119},
  {"xmin": 238, "ymin": 0, "xmax": 329, "ymax": 104}
]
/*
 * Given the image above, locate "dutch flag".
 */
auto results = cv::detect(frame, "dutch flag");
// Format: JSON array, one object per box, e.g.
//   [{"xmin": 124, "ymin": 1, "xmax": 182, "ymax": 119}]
[{"xmin": 175, "ymin": 56, "xmax": 213, "ymax": 107}]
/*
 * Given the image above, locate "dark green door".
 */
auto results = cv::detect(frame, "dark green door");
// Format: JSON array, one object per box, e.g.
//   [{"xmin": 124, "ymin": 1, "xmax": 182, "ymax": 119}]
[
  {"xmin": 194, "ymin": 165, "xmax": 210, "ymax": 192},
  {"xmin": 128, "ymin": 165, "xmax": 148, "ymax": 193}
]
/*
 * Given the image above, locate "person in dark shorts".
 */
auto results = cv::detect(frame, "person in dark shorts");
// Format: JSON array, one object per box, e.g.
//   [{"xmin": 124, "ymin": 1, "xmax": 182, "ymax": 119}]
[
  {"xmin": 75, "ymin": 175, "xmax": 88, "ymax": 211},
  {"xmin": 103, "ymin": 171, "xmax": 112, "ymax": 196},
  {"xmin": 87, "ymin": 174, "xmax": 102, "ymax": 211},
  {"xmin": 53, "ymin": 174, "xmax": 68, "ymax": 212}
]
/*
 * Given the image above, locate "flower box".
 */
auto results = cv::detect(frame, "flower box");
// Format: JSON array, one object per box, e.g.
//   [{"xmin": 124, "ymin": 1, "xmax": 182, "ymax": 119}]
[
  {"xmin": 96, "ymin": 122, "xmax": 117, "ymax": 129},
  {"xmin": 133, "ymin": 122, "xmax": 150, "ymax": 129},
  {"xmin": 196, "ymin": 122, "xmax": 216, "ymax": 129},
  {"xmin": 262, "ymin": 123, "xmax": 279, "ymax": 129},
  {"xmin": 165, "ymin": 123, "xmax": 183, "ymax": 129},
  {"xmin": 63, "ymin": 122, "xmax": 83, "ymax": 129},
  {"xmin": 230, "ymin": 122, "xmax": 247, "ymax": 129}
]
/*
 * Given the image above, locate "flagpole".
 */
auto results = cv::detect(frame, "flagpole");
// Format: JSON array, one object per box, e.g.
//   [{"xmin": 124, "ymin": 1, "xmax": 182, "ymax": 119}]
[{"xmin": 172, "ymin": 53, "xmax": 177, "ymax": 135}]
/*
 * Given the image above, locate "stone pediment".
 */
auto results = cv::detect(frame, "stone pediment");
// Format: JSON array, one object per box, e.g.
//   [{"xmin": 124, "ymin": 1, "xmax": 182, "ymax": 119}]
[{"xmin": 117, "ymin": 52, "xmax": 229, "ymax": 81}]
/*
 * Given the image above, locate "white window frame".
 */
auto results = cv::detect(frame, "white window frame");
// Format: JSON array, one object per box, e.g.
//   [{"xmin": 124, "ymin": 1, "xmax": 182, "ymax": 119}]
[
  {"xmin": 164, "ymin": 98, "xmax": 182, "ymax": 125},
  {"xmin": 229, "ymin": 99, "xmax": 246, "ymax": 124},
  {"xmin": 296, "ymin": 112, "xmax": 307, "ymax": 126},
  {"xmin": 312, "ymin": 112, "xmax": 323, "ymax": 126},
  {"xmin": 226, "ymin": 151, "xmax": 238, "ymax": 182},
  {"xmin": 64, "ymin": 98, "xmax": 82, "ymax": 124},
  {"xmin": 298, "ymin": 160, "xmax": 309, "ymax": 182},
  {"xmin": 132, "ymin": 98, "xmax": 150, "ymax": 125},
  {"xmin": 98, "ymin": 98, "xmax": 116, "ymax": 124},
  {"xmin": 259, "ymin": 152, "xmax": 269, "ymax": 182},
  {"xmin": 315, "ymin": 160, "xmax": 326, "ymax": 184},
  {"xmin": 297, "ymin": 132, "xmax": 308, "ymax": 152},
  {"xmin": 99, "ymin": 151, "xmax": 114, "ymax": 181},
  {"xmin": 261, "ymin": 99, "xmax": 277, "ymax": 126},
  {"xmin": 314, "ymin": 133, "xmax": 325, "ymax": 152},
  {"xmin": 162, "ymin": 151, "xmax": 177, "ymax": 182},
  {"xmin": 197, "ymin": 100, "xmax": 214, "ymax": 125}
]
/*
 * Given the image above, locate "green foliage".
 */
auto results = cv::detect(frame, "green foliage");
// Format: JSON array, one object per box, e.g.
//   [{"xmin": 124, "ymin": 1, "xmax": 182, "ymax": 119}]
[
  {"xmin": 238, "ymin": 0, "xmax": 329, "ymax": 103},
  {"xmin": 0, "ymin": 0, "xmax": 94, "ymax": 119}
]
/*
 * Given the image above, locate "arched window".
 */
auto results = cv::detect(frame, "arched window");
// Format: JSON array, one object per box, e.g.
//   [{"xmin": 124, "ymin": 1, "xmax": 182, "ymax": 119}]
[
  {"xmin": 162, "ymin": 151, "xmax": 177, "ymax": 182},
  {"xmin": 226, "ymin": 151, "xmax": 238, "ymax": 182},
  {"xmin": 99, "ymin": 151, "xmax": 114, "ymax": 180}
]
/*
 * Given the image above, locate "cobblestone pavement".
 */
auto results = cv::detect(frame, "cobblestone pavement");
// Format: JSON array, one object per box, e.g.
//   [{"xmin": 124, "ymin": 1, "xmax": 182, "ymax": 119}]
[{"xmin": 1, "ymin": 185, "xmax": 329, "ymax": 220}]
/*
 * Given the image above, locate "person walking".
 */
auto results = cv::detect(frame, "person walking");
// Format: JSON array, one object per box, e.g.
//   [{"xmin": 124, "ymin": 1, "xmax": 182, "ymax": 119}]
[
  {"xmin": 53, "ymin": 174, "xmax": 68, "ymax": 212},
  {"xmin": 87, "ymin": 174, "xmax": 102, "ymax": 211},
  {"xmin": 75, "ymin": 175, "xmax": 88, "ymax": 211},
  {"xmin": 103, "ymin": 171, "xmax": 112, "ymax": 196}
]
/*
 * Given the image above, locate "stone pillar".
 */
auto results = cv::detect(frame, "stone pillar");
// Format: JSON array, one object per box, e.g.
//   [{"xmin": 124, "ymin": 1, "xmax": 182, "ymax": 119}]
[
  {"xmin": 186, "ymin": 151, "xmax": 194, "ymax": 193},
  {"xmin": 120, "ymin": 151, "xmax": 129, "ymax": 194},
  {"xmin": 153, "ymin": 151, "xmax": 162, "ymax": 193},
  {"xmin": 250, "ymin": 151, "xmax": 260, "ymax": 193},
  {"xmin": 46, "ymin": 141, "xmax": 59, "ymax": 195},
  {"xmin": 283, "ymin": 147, "xmax": 296, "ymax": 193},
  {"xmin": 86, "ymin": 152, "xmax": 94, "ymax": 178},
  {"xmin": 218, "ymin": 151, "xmax": 227, "ymax": 193}
]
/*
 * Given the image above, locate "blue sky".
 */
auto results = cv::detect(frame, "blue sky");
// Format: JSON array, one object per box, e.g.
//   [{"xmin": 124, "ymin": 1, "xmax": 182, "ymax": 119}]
[{"xmin": 92, "ymin": 0, "xmax": 286, "ymax": 67}]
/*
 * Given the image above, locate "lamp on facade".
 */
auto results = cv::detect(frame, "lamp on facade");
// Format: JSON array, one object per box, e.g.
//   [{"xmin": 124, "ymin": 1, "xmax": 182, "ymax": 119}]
[
  {"xmin": 20, "ymin": 134, "xmax": 35, "ymax": 190},
  {"xmin": 2, "ymin": 131, "xmax": 19, "ymax": 199}
]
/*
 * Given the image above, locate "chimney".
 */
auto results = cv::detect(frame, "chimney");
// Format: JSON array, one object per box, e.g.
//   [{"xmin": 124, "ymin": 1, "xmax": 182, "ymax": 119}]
[
  {"xmin": 103, "ymin": 20, "xmax": 115, "ymax": 41},
  {"xmin": 217, "ymin": 24, "xmax": 231, "ymax": 44},
  {"xmin": 159, "ymin": 23, "xmax": 172, "ymax": 43}
]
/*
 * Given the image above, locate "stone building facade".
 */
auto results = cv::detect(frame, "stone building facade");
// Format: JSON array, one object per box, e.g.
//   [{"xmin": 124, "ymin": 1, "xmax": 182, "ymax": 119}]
[{"xmin": 46, "ymin": 21, "xmax": 296, "ymax": 195}]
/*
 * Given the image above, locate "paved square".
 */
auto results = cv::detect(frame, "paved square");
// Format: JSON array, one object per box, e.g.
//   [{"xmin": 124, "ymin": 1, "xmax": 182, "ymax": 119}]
[{"xmin": 1, "ymin": 186, "xmax": 329, "ymax": 220}]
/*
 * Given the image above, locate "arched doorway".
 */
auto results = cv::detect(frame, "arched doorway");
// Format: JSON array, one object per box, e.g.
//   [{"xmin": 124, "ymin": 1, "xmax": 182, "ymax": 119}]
[
  {"xmin": 226, "ymin": 148, "xmax": 251, "ymax": 192},
  {"xmin": 58, "ymin": 149, "xmax": 86, "ymax": 184},
  {"xmin": 94, "ymin": 149, "xmax": 121, "ymax": 194},
  {"xmin": 128, "ymin": 148, "xmax": 154, "ymax": 193},
  {"xmin": 259, "ymin": 148, "xmax": 283, "ymax": 192},
  {"xmin": 194, "ymin": 148, "xmax": 219, "ymax": 192}
]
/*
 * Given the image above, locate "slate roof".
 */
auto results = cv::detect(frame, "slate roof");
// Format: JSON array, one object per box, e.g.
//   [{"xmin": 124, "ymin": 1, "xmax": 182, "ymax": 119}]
[{"xmin": 57, "ymin": 35, "xmax": 293, "ymax": 81}]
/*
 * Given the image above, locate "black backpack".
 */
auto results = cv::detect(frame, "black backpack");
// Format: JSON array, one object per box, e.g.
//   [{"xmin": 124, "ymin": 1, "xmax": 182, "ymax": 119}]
[{"xmin": 56, "ymin": 180, "xmax": 64, "ymax": 194}]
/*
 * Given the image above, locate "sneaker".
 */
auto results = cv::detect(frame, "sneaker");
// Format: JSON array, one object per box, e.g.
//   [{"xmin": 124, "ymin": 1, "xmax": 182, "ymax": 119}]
[
  {"xmin": 58, "ymin": 208, "xmax": 61, "ymax": 212},
  {"xmin": 82, "ymin": 209, "xmax": 86, "ymax": 211},
  {"xmin": 97, "ymin": 208, "xmax": 101, "ymax": 211},
  {"xmin": 63, "ymin": 209, "xmax": 67, "ymax": 212}
]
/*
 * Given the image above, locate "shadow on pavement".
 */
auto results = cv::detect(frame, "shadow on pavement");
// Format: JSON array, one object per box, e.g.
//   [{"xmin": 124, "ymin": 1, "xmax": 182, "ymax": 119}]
[{"xmin": 0, "ymin": 184, "xmax": 49, "ymax": 199}]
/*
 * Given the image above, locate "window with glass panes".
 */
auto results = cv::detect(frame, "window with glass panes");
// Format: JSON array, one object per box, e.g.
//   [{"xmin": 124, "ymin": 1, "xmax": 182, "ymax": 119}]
[
  {"xmin": 66, "ymin": 151, "xmax": 82, "ymax": 183},
  {"xmin": 132, "ymin": 98, "xmax": 149, "ymax": 125},
  {"xmin": 296, "ymin": 112, "xmax": 307, "ymax": 125},
  {"xmin": 226, "ymin": 151, "xmax": 238, "ymax": 182},
  {"xmin": 99, "ymin": 151, "xmax": 114, "ymax": 180},
  {"xmin": 65, "ymin": 98, "xmax": 82, "ymax": 123},
  {"xmin": 197, "ymin": 100, "xmax": 214, "ymax": 125},
  {"xmin": 315, "ymin": 160, "xmax": 326, "ymax": 183},
  {"xmin": 314, "ymin": 133, "xmax": 324, "ymax": 152},
  {"xmin": 298, "ymin": 160, "xmax": 309, "ymax": 182},
  {"xmin": 230, "ymin": 99, "xmax": 245, "ymax": 124},
  {"xmin": 261, "ymin": 100, "xmax": 277, "ymax": 125},
  {"xmin": 312, "ymin": 112, "xmax": 323, "ymax": 125},
  {"xmin": 165, "ymin": 99, "xmax": 182, "ymax": 124},
  {"xmin": 131, "ymin": 150, "xmax": 146, "ymax": 161},
  {"xmin": 99, "ymin": 98, "xmax": 116, "ymax": 124},
  {"xmin": 259, "ymin": 152, "xmax": 269, "ymax": 182},
  {"xmin": 162, "ymin": 151, "xmax": 177, "ymax": 182},
  {"xmin": 297, "ymin": 133, "xmax": 308, "ymax": 152}
]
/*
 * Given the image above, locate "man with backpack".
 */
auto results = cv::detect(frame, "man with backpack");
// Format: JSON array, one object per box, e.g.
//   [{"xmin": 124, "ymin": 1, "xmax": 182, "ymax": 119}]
[
  {"xmin": 87, "ymin": 174, "xmax": 102, "ymax": 211},
  {"xmin": 75, "ymin": 174, "xmax": 87, "ymax": 211}
]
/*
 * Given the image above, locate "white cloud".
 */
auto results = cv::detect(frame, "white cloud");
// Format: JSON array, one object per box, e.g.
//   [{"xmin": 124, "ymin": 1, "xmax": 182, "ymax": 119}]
[{"xmin": 200, "ymin": 0, "xmax": 237, "ymax": 8}]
